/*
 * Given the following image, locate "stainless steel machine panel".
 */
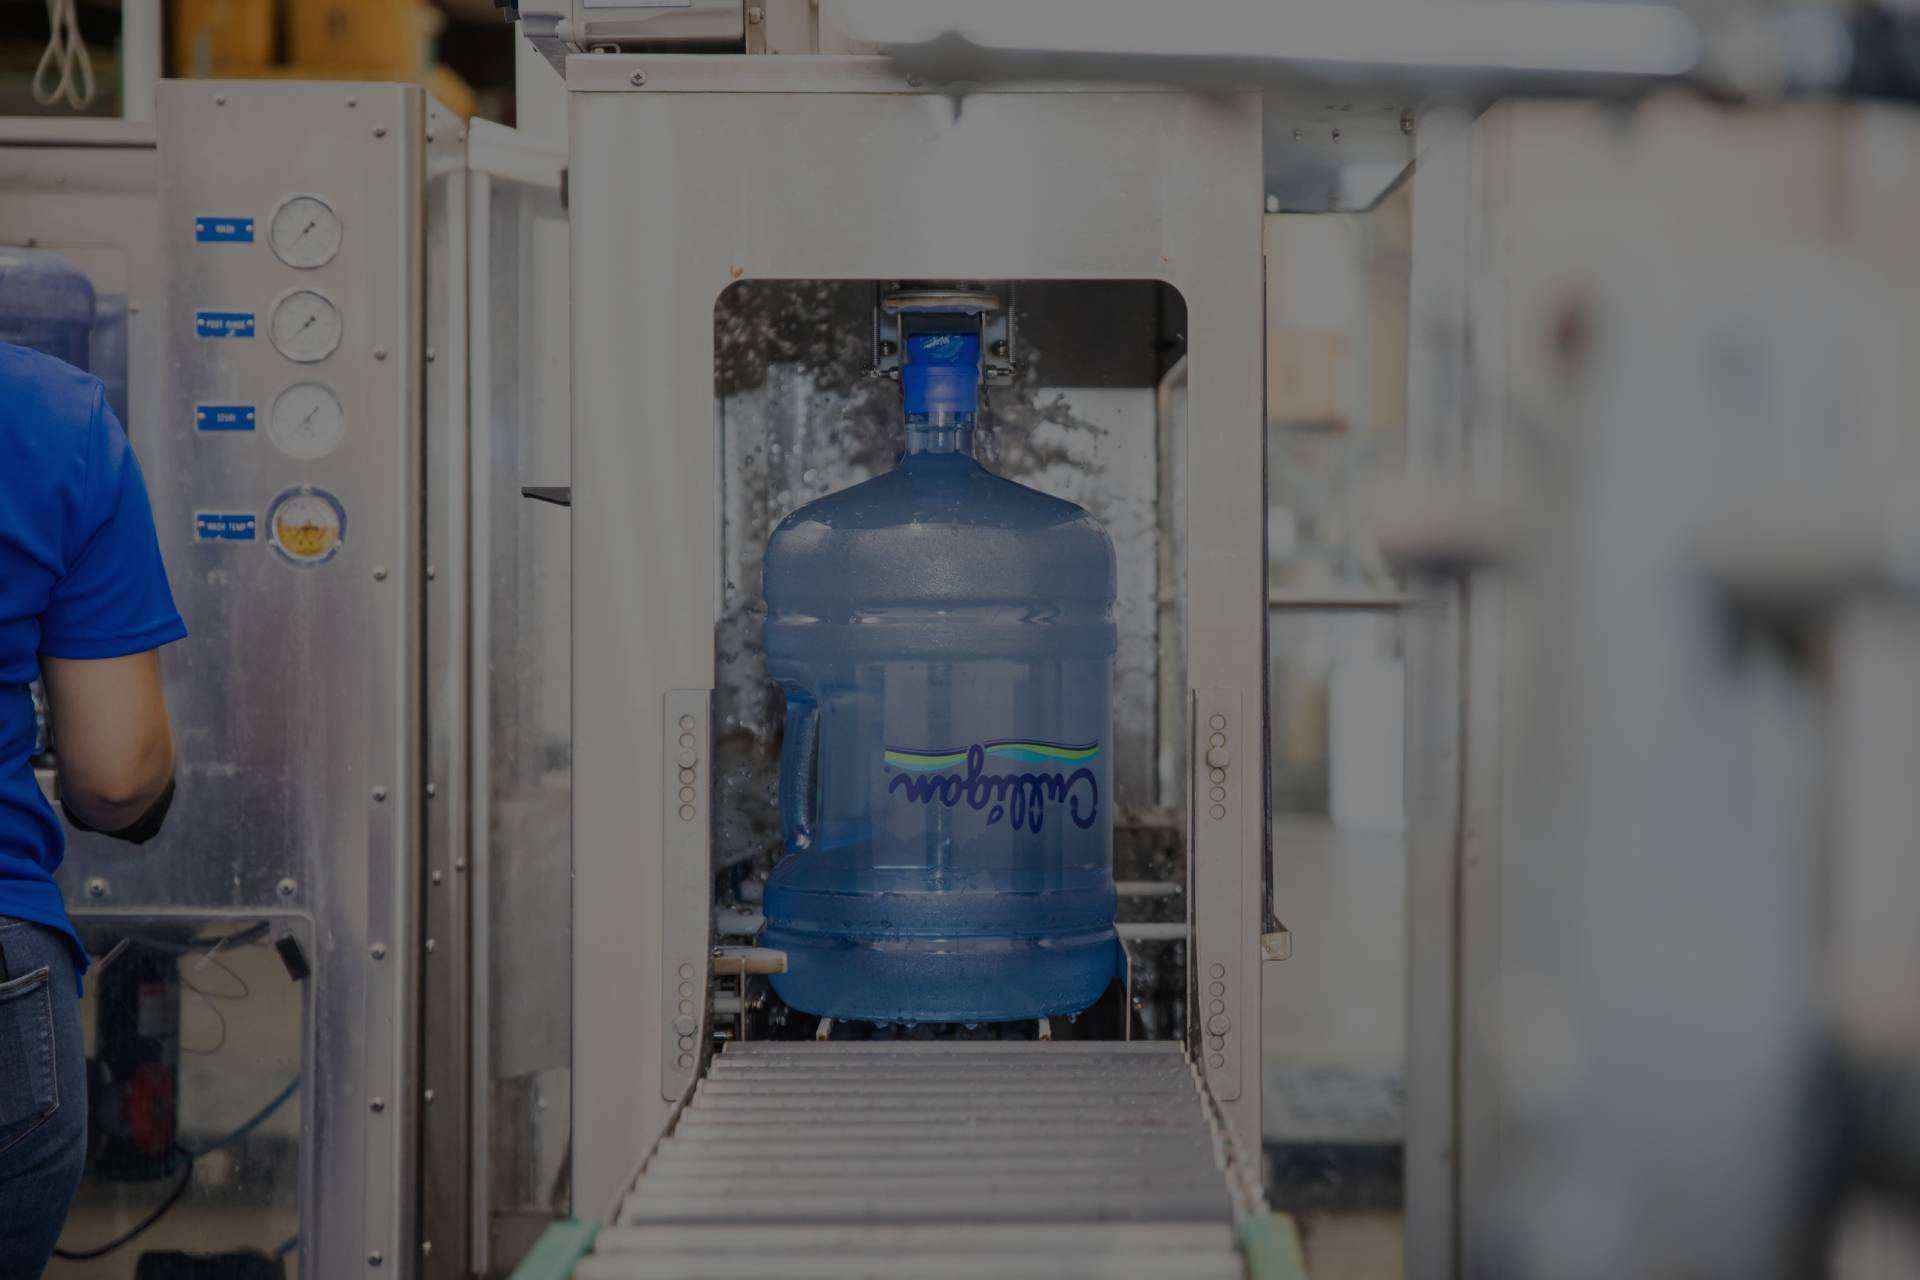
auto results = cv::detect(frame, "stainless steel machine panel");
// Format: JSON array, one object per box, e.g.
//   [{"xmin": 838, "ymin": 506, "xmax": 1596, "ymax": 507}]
[{"xmin": 132, "ymin": 79, "xmax": 430, "ymax": 1278}]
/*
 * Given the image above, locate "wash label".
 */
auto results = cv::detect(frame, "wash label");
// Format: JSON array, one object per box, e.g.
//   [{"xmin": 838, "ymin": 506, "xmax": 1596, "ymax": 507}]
[{"xmin": 194, "ymin": 216, "xmax": 255, "ymax": 244}]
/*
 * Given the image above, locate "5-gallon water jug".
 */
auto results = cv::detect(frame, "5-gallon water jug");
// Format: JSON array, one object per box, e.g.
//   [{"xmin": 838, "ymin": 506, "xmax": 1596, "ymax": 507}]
[
  {"xmin": 0, "ymin": 246, "xmax": 95, "ymax": 370},
  {"xmin": 761, "ymin": 328, "xmax": 1119, "ymax": 1023}
]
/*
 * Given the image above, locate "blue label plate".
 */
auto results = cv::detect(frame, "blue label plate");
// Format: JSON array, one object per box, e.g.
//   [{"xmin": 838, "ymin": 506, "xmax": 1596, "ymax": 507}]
[
  {"xmin": 195, "ymin": 310, "xmax": 256, "ymax": 339},
  {"xmin": 195, "ymin": 512, "xmax": 258, "ymax": 542},
  {"xmin": 195, "ymin": 403, "xmax": 256, "ymax": 432},
  {"xmin": 194, "ymin": 216, "xmax": 255, "ymax": 244}
]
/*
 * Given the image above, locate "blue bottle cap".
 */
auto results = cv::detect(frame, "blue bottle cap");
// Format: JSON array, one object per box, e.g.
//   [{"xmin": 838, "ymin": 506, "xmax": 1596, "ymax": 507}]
[{"xmin": 901, "ymin": 331, "xmax": 980, "ymax": 414}]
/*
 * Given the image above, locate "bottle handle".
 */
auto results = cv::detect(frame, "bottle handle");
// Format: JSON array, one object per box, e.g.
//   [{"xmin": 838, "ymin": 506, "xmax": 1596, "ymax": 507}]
[{"xmin": 777, "ymin": 692, "xmax": 820, "ymax": 855}]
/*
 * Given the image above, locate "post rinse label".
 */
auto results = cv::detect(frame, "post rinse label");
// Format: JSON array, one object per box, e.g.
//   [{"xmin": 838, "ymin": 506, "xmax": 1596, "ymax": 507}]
[{"xmin": 195, "ymin": 310, "xmax": 256, "ymax": 339}]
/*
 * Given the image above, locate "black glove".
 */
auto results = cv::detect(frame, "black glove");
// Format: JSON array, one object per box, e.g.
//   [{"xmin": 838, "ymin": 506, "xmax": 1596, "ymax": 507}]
[{"xmin": 66, "ymin": 776, "xmax": 176, "ymax": 845}]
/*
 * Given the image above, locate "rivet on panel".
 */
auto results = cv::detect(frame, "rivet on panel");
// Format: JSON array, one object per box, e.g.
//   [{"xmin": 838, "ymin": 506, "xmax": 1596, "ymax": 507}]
[
  {"xmin": 85, "ymin": 877, "xmax": 108, "ymax": 899},
  {"xmin": 629, "ymin": 70, "xmax": 646, "ymax": 86},
  {"xmin": 431, "ymin": 870, "xmax": 443, "ymax": 886},
  {"xmin": 454, "ymin": 858, "xmax": 466, "ymax": 872},
  {"xmin": 372, "ymin": 566, "xmax": 389, "ymax": 581},
  {"xmin": 423, "ymin": 1089, "xmax": 435, "ymax": 1104},
  {"xmin": 426, "ymin": 347, "xmax": 437, "ymax": 363},
  {"xmin": 426, "ymin": 782, "xmax": 438, "ymax": 797},
  {"xmin": 371, "ymin": 942, "xmax": 388, "ymax": 959},
  {"xmin": 425, "ymin": 938, "xmax": 437, "ymax": 954},
  {"xmin": 372, "ymin": 785, "xmax": 388, "ymax": 802},
  {"xmin": 278, "ymin": 878, "xmax": 299, "ymax": 899},
  {"xmin": 370, "ymin": 1097, "xmax": 386, "ymax": 1112},
  {"xmin": 426, "ymin": 565, "xmax": 437, "ymax": 580},
  {"xmin": 369, "ymin": 1251, "xmax": 384, "ymax": 1266},
  {"xmin": 373, "ymin": 123, "xmax": 388, "ymax": 138},
  {"xmin": 373, "ymin": 347, "xmax": 388, "ymax": 361},
  {"xmin": 214, "ymin": 94, "xmax": 227, "ymax": 106}
]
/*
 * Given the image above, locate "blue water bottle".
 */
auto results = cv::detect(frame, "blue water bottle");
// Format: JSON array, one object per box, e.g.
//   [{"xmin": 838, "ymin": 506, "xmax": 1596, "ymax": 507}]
[{"xmin": 760, "ymin": 327, "xmax": 1120, "ymax": 1023}]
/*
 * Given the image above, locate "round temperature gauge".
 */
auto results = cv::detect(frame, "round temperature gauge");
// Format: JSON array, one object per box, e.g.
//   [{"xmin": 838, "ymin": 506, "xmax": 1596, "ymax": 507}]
[
  {"xmin": 269, "ymin": 288, "xmax": 342, "ymax": 364},
  {"xmin": 268, "ymin": 381, "xmax": 345, "ymax": 461},
  {"xmin": 268, "ymin": 193, "xmax": 343, "ymax": 269}
]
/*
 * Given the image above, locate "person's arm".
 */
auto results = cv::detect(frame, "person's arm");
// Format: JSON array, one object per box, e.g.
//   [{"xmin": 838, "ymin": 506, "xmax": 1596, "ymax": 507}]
[
  {"xmin": 39, "ymin": 650, "xmax": 174, "ymax": 832},
  {"xmin": 36, "ymin": 384, "xmax": 187, "ymax": 842}
]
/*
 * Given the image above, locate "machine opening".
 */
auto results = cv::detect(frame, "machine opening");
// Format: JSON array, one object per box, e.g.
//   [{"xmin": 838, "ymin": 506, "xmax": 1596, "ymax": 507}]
[{"xmin": 711, "ymin": 279, "xmax": 1190, "ymax": 1043}]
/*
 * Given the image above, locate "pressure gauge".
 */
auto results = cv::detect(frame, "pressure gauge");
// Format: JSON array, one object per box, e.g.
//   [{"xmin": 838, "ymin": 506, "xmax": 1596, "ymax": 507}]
[
  {"xmin": 268, "ymin": 194, "xmax": 343, "ymax": 269},
  {"xmin": 268, "ymin": 381, "xmax": 345, "ymax": 461},
  {"xmin": 269, "ymin": 288, "xmax": 342, "ymax": 364}
]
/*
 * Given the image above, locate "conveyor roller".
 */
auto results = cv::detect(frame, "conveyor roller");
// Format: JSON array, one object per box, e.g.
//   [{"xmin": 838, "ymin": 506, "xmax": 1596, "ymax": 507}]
[{"xmin": 575, "ymin": 1040, "xmax": 1255, "ymax": 1279}]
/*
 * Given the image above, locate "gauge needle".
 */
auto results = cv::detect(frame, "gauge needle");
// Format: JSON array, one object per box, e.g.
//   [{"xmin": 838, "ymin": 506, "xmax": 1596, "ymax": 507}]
[
  {"xmin": 297, "ymin": 404, "xmax": 322, "ymax": 434},
  {"xmin": 288, "ymin": 220, "xmax": 317, "ymax": 246}
]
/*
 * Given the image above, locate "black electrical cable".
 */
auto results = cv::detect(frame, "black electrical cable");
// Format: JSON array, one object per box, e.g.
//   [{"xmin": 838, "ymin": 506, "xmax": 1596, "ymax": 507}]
[
  {"xmin": 48, "ymin": 1076, "xmax": 300, "ymax": 1261},
  {"xmin": 50, "ymin": 1153, "xmax": 194, "ymax": 1262}
]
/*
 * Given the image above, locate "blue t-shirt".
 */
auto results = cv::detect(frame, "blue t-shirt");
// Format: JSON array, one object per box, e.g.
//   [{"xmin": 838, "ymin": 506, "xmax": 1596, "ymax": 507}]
[{"xmin": 0, "ymin": 343, "xmax": 187, "ymax": 978}]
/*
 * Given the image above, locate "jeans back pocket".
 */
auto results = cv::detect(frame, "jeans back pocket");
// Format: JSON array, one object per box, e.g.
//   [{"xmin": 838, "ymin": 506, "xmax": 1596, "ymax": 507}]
[{"xmin": 0, "ymin": 963, "xmax": 58, "ymax": 1155}]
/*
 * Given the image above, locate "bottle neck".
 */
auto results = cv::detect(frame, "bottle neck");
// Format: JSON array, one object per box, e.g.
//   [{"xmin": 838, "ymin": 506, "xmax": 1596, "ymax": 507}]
[{"xmin": 903, "ymin": 410, "xmax": 976, "ymax": 457}]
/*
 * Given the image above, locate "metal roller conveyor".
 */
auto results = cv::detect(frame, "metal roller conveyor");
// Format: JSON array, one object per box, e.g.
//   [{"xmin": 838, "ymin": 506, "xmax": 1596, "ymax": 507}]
[{"xmin": 575, "ymin": 1041, "xmax": 1256, "ymax": 1280}]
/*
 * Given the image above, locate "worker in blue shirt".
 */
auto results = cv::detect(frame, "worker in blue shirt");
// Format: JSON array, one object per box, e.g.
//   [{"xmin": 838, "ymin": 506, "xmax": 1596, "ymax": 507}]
[{"xmin": 0, "ymin": 342, "xmax": 185, "ymax": 1276}]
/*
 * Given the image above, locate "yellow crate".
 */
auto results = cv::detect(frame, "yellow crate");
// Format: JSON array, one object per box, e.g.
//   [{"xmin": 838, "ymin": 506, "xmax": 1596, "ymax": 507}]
[
  {"xmin": 286, "ymin": 0, "xmax": 432, "ymax": 82},
  {"xmin": 171, "ymin": 0, "xmax": 276, "ymax": 78}
]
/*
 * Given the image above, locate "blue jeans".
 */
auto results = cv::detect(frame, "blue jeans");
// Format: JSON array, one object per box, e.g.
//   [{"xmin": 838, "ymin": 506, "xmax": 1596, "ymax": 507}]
[{"xmin": 0, "ymin": 917, "xmax": 86, "ymax": 1279}]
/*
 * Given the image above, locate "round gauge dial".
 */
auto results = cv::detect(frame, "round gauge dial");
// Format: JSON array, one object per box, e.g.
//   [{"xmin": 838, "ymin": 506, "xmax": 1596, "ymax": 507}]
[
  {"xmin": 268, "ymin": 382, "xmax": 345, "ymax": 461},
  {"xmin": 269, "ymin": 289, "xmax": 342, "ymax": 364},
  {"xmin": 267, "ymin": 485, "xmax": 346, "ymax": 568},
  {"xmin": 268, "ymin": 194, "xmax": 343, "ymax": 269}
]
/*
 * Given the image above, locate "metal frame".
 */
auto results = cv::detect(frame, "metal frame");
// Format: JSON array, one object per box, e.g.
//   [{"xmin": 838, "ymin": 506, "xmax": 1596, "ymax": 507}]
[
  {"xmin": 422, "ymin": 95, "xmax": 475, "ymax": 1280},
  {"xmin": 1400, "ymin": 105, "xmax": 1486, "ymax": 1280},
  {"xmin": 465, "ymin": 117, "xmax": 573, "ymax": 1275},
  {"xmin": 563, "ymin": 55, "xmax": 1268, "ymax": 1214}
]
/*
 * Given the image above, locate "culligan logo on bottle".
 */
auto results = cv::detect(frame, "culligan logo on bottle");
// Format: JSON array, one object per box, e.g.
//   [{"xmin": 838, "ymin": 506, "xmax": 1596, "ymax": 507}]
[{"xmin": 760, "ymin": 325, "xmax": 1119, "ymax": 1023}]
